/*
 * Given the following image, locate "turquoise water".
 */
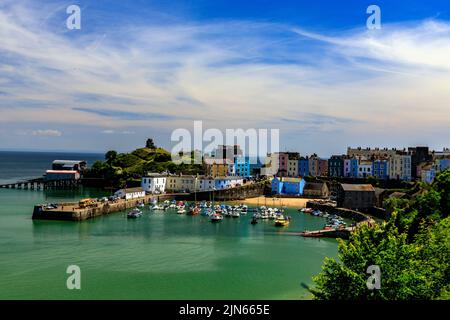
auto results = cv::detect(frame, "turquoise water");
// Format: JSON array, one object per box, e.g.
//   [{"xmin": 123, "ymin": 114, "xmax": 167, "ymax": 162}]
[{"xmin": 0, "ymin": 188, "xmax": 338, "ymax": 299}]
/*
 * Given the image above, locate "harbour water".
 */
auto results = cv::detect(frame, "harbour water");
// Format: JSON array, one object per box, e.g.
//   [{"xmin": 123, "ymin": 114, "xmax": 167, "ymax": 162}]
[
  {"xmin": 0, "ymin": 188, "xmax": 338, "ymax": 299},
  {"xmin": 0, "ymin": 151, "xmax": 338, "ymax": 299}
]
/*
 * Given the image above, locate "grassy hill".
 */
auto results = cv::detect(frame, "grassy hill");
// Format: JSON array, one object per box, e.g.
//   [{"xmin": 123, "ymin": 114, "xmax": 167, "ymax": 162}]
[{"xmin": 83, "ymin": 147, "xmax": 204, "ymax": 186}]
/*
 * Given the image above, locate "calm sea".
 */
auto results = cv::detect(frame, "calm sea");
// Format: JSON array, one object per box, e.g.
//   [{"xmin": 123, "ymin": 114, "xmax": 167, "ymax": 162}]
[{"xmin": 0, "ymin": 151, "xmax": 104, "ymax": 184}]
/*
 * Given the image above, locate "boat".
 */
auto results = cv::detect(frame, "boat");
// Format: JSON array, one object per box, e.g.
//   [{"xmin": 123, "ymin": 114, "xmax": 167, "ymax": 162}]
[
  {"xmin": 127, "ymin": 208, "xmax": 142, "ymax": 219},
  {"xmin": 137, "ymin": 202, "xmax": 145, "ymax": 208},
  {"xmin": 177, "ymin": 207, "xmax": 186, "ymax": 214},
  {"xmin": 151, "ymin": 204, "xmax": 164, "ymax": 210},
  {"xmin": 300, "ymin": 230, "xmax": 323, "ymax": 237},
  {"xmin": 274, "ymin": 216, "xmax": 290, "ymax": 227},
  {"xmin": 202, "ymin": 208, "xmax": 213, "ymax": 216},
  {"xmin": 250, "ymin": 217, "xmax": 258, "ymax": 225},
  {"xmin": 187, "ymin": 206, "xmax": 200, "ymax": 216},
  {"xmin": 231, "ymin": 211, "xmax": 240, "ymax": 218},
  {"xmin": 210, "ymin": 212, "xmax": 224, "ymax": 222}
]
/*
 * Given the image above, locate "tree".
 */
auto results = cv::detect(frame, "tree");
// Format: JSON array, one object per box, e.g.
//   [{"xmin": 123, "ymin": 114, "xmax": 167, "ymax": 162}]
[
  {"xmin": 105, "ymin": 150, "xmax": 118, "ymax": 165},
  {"xmin": 311, "ymin": 215, "xmax": 449, "ymax": 300},
  {"xmin": 146, "ymin": 138, "xmax": 156, "ymax": 149},
  {"xmin": 311, "ymin": 169, "xmax": 450, "ymax": 300}
]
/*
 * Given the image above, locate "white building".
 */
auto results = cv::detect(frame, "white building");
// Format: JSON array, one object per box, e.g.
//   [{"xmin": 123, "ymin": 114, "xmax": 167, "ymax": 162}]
[
  {"xmin": 114, "ymin": 187, "xmax": 146, "ymax": 200},
  {"xmin": 358, "ymin": 160, "xmax": 373, "ymax": 178},
  {"xmin": 141, "ymin": 173, "xmax": 167, "ymax": 194},
  {"xmin": 199, "ymin": 177, "xmax": 215, "ymax": 191}
]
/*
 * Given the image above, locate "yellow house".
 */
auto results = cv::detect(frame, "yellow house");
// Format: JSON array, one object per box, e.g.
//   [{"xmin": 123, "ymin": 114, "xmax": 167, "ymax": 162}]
[{"xmin": 204, "ymin": 158, "xmax": 234, "ymax": 177}]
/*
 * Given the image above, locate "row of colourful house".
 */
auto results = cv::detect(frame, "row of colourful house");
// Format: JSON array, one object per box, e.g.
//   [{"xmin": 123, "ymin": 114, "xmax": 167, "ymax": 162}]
[
  {"xmin": 140, "ymin": 173, "xmax": 245, "ymax": 194},
  {"xmin": 259, "ymin": 147, "xmax": 450, "ymax": 183}
]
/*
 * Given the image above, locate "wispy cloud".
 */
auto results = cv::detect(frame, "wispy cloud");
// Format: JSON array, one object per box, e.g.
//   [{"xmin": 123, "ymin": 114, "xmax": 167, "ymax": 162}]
[
  {"xmin": 0, "ymin": 0, "xmax": 449, "ymax": 154},
  {"xmin": 31, "ymin": 129, "xmax": 62, "ymax": 137},
  {"xmin": 101, "ymin": 129, "xmax": 135, "ymax": 135}
]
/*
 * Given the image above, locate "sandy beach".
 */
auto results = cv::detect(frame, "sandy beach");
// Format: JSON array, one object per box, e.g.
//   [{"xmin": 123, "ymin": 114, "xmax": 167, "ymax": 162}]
[{"xmin": 236, "ymin": 196, "xmax": 318, "ymax": 208}]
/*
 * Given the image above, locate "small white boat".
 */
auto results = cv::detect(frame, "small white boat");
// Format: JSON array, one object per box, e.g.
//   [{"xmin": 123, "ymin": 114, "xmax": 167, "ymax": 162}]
[
  {"xmin": 210, "ymin": 212, "xmax": 224, "ymax": 222},
  {"xmin": 231, "ymin": 211, "xmax": 240, "ymax": 218},
  {"xmin": 177, "ymin": 207, "xmax": 186, "ymax": 214},
  {"xmin": 127, "ymin": 208, "xmax": 142, "ymax": 219}
]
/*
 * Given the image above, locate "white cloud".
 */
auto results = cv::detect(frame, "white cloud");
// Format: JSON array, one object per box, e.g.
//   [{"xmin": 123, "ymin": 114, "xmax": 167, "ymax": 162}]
[
  {"xmin": 31, "ymin": 129, "xmax": 62, "ymax": 137},
  {"xmin": 101, "ymin": 129, "xmax": 135, "ymax": 135}
]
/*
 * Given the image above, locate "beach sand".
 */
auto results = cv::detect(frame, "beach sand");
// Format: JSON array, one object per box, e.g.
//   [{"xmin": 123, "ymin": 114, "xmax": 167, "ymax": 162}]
[{"xmin": 235, "ymin": 196, "xmax": 318, "ymax": 208}]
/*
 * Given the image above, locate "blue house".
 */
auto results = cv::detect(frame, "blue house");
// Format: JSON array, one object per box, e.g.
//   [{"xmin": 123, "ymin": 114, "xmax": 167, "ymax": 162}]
[
  {"xmin": 349, "ymin": 158, "xmax": 359, "ymax": 178},
  {"xmin": 271, "ymin": 177, "xmax": 306, "ymax": 196},
  {"xmin": 439, "ymin": 159, "xmax": 450, "ymax": 172},
  {"xmin": 298, "ymin": 157, "xmax": 309, "ymax": 177},
  {"xmin": 372, "ymin": 159, "xmax": 389, "ymax": 180},
  {"xmin": 234, "ymin": 156, "xmax": 251, "ymax": 177}
]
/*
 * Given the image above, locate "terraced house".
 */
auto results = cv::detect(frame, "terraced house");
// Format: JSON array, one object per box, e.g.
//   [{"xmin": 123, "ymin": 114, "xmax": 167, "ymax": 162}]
[
  {"xmin": 328, "ymin": 155, "xmax": 345, "ymax": 177},
  {"xmin": 389, "ymin": 153, "xmax": 412, "ymax": 181}
]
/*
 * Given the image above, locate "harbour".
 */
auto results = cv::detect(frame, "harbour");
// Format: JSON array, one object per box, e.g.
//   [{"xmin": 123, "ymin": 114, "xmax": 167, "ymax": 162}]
[{"xmin": 0, "ymin": 187, "xmax": 338, "ymax": 300}]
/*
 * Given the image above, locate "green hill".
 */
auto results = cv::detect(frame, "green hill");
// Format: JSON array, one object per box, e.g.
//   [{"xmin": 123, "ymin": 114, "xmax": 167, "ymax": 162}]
[{"xmin": 83, "ymin": 145, "xmax": 204, "ymax": 185}]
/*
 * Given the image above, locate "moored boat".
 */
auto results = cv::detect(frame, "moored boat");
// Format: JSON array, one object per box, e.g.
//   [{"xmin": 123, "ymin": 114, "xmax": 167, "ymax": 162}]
[
  {"xmin": 127, "ymin": 208, "xmax": 142, "ymax": 219},
  {"xmin": 231, "ymin": 211, "xmax": 240, "ymax": 218},
  {"xmin": 187, "ymin": 206, "xmax": 200, "ymax": 216},
  {"xmin": 274, "ymin": 216, "xmax": 290, "ymax": 227},
  {"xmin": 210, "ymin": 212, "xmax": 224, "ymax": 222}
]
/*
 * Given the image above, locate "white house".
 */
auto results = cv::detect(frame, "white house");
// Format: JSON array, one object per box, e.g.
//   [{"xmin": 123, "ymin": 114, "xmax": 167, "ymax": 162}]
[
  {"xmin": 199, "ymin": 177, "xmax": 215, "ymax": 191},
  {"xmin": 114, "ymin": 187, "xmax": 146, "ymax": 200},
  {"xmin": 141, "ymin": 173, "xmax": 167, "ymax": 194},
  {"xmin": 358, "ymin": 160, "xmax": 373, "ymax": 178}
]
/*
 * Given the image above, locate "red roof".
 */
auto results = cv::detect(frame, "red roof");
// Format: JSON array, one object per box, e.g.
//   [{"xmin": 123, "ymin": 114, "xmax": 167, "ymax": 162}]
[{"xmin": 46, "ymin": 170, "xmax": 78, "ymax": 174}]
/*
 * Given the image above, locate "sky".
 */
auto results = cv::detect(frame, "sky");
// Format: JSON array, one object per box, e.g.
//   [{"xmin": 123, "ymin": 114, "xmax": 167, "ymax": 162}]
[{"xmin": 0, "ymin": 0, "xmax": 450, "ymax": 156}]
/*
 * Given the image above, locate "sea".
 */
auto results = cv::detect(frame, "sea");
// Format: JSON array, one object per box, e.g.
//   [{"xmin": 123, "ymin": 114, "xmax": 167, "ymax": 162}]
[
  {"xmin": 0, "ymin": 151, "xmax": 104, "ymax": 184},
  {"xmin": 0, "ymin": 151, "xmax": 338, "ymax": 299}
]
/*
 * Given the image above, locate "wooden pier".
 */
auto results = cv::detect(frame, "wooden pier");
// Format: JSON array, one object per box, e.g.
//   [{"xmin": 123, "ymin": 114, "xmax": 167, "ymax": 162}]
[{"xmin": 0, "ymin": 178, "xmax": 81, "ymax": 190}]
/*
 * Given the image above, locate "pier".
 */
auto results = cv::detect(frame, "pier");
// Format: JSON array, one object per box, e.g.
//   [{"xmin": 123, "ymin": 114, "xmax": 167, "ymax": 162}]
[
  {"xmin": 0, "ymin": 178, "xmax": 81, "ymax": 190},
  {"xmin": 299, "ymin": 226, "xmax": 355, "ymax": 239},
  {"xmin": 0, "ymin": 178, "xmax": 45, "ymax": 190},
  {"xmin": 32, "ymin": 193, "xmax": 177, "ymax": 221}
]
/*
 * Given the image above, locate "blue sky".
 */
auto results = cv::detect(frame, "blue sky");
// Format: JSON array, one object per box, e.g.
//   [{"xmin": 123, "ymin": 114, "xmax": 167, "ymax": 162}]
[{"xmin": 0, "ymin": 0, "xmax": 450, "ymax": 156}]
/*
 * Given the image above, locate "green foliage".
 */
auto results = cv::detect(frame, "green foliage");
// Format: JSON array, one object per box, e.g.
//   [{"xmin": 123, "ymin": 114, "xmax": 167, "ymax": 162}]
[
  {"xmin": 83, "ymin": 144, "xmax": 205, "ymax": 188},
  {"xmin": 312, "ymin": 216, "xmax": 450, "ymax": 300},
  {"xmin": 312, "ymin": 169, "xmax": 450, "ymax": 300},
  {"xmin": 105, "ymin": 150, "xmax": 117, "ymax": 164}
]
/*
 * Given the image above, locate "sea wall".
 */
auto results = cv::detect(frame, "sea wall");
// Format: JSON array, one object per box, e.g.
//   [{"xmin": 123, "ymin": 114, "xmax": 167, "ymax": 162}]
[
  {"xmin": 176, "ymin": 181, "xmax": 267, "ymax": 201},
  {"xmin": 306, "ymin": 201, "xmax": 371, "ymax": 222},
  {"xmin": 32, "ymin": 194, "xmax": 177, "ymax": 221}
]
